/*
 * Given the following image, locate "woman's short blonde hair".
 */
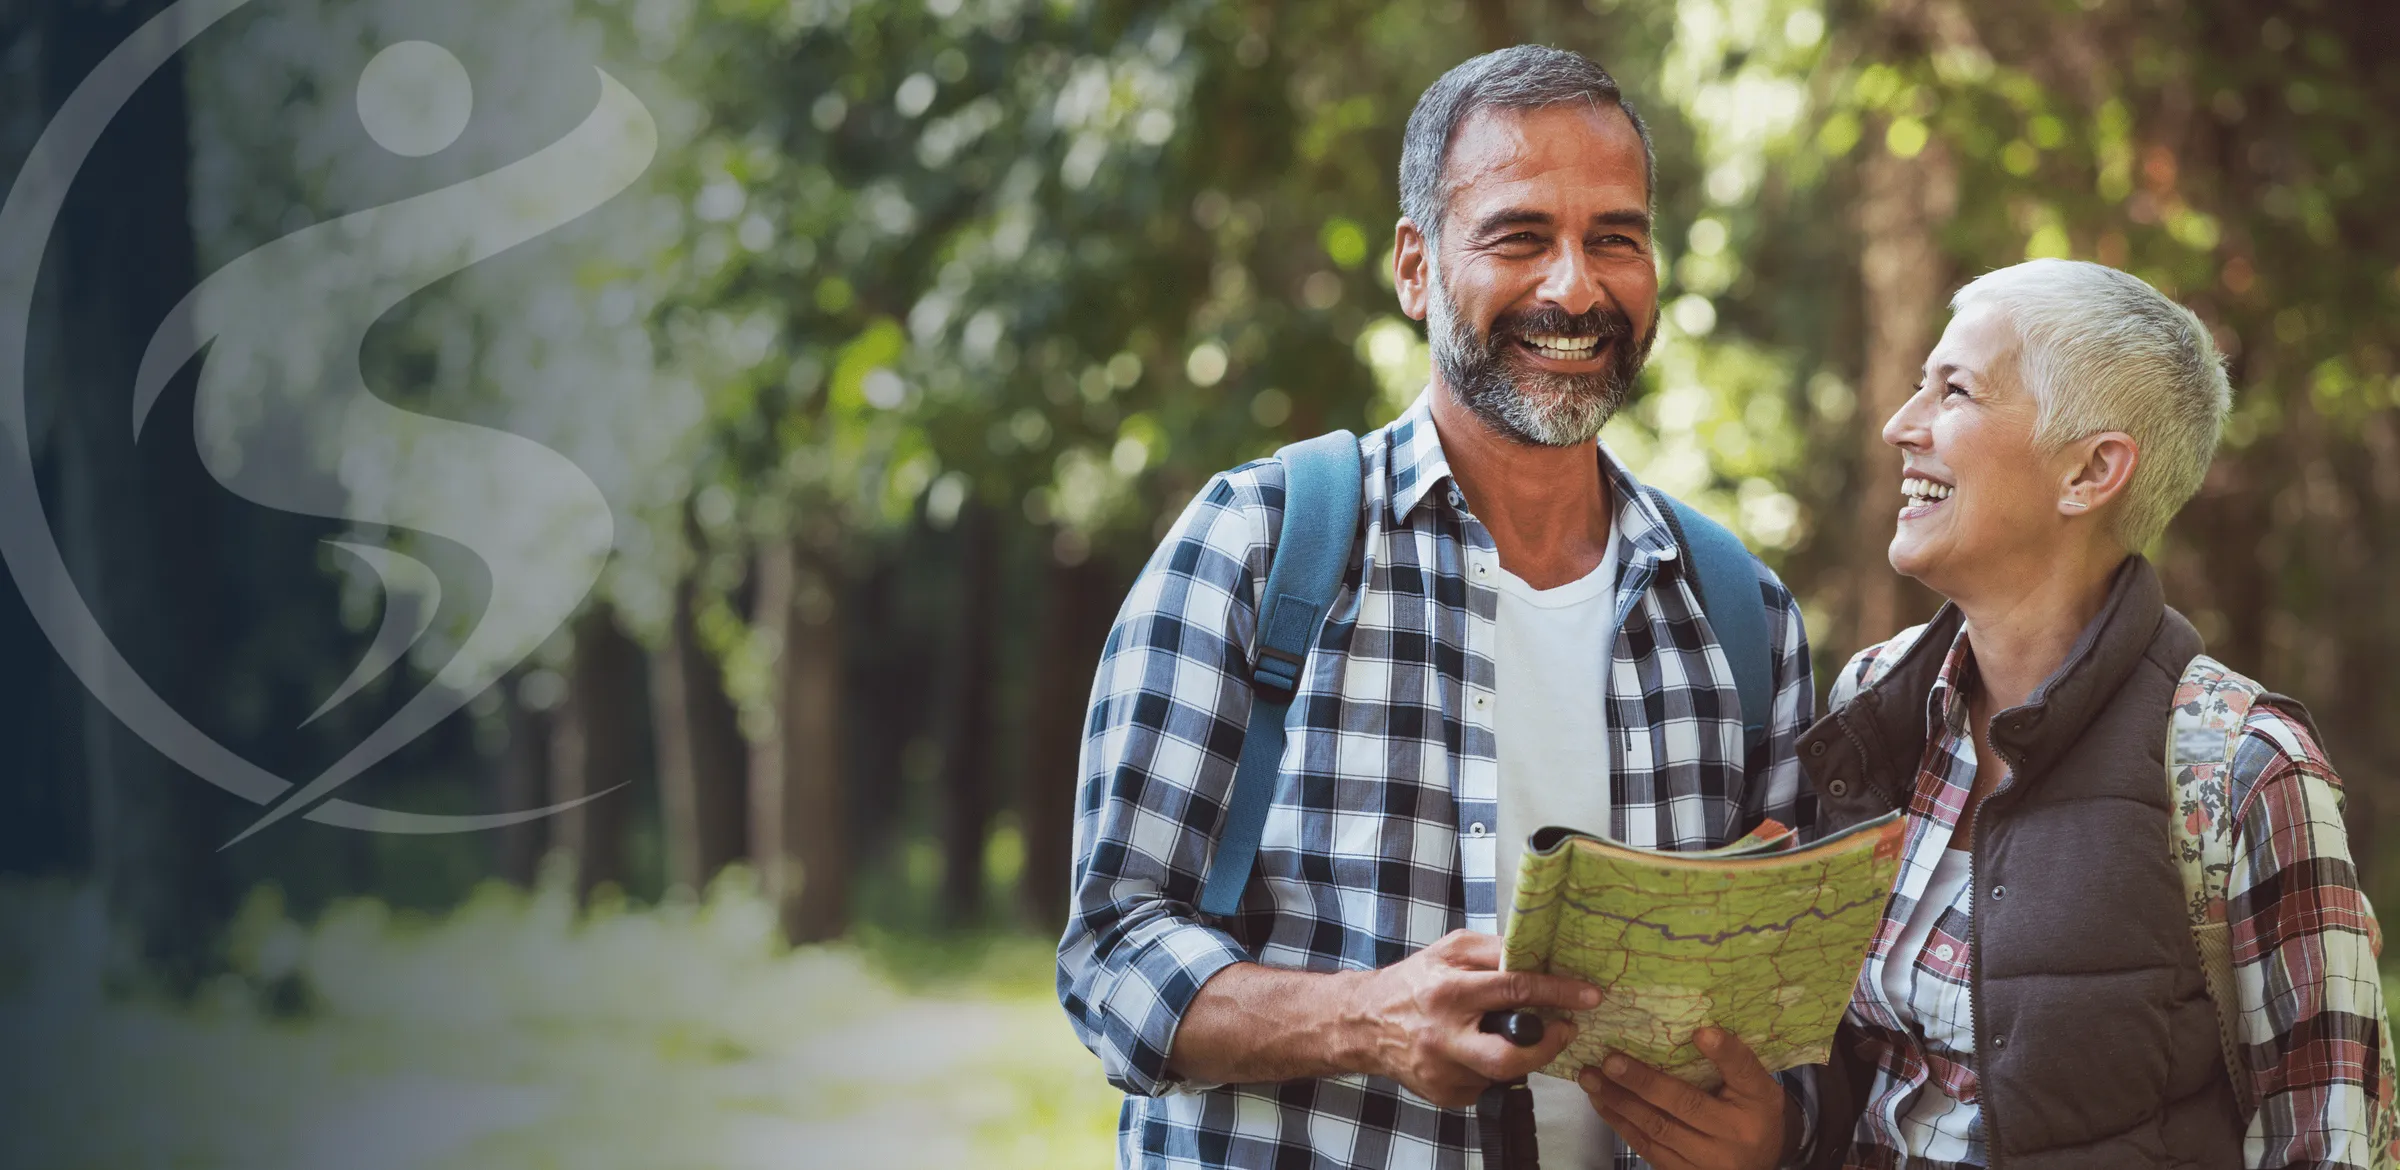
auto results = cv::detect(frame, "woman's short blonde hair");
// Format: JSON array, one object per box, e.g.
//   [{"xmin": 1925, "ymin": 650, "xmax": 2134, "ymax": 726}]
[{"xmin": 1950, "ymin": 258, "xmax": 2233, "ymax": 550}]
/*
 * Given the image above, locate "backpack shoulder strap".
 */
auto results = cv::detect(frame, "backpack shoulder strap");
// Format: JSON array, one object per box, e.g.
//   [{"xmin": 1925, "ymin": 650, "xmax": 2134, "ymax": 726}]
[
  {"xmin": 1643, "ymin": 488, "xmax": 1773, "ymax": 749},
  {"xmin": 2168, "ymin": 653, "xmax": 2265, "ymax": 1117},
  {"xmin": 1197, "ymin": 430, "xmax": 1361, "ymax": 918}
]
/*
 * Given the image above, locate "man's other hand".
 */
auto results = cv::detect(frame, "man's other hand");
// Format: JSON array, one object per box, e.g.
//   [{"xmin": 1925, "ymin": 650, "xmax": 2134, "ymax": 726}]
[
  {"xmin": 1344, "ymin": 929, "xmax": 1598, "ymax": 1108},
  {"xmin": 1578, "ymin": 1027, "xmax": 1788, "ymax": 1170}
]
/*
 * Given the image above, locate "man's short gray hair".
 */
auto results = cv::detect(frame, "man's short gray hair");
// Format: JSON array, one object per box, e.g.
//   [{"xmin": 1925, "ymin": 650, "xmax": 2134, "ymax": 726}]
[
  {"xmin": 1399, "ymin": 46, "xmax": 1654, "ymax": 247},
  {"xmin": 1951, "ymin": 258, "xmax": 2233, "ymax": 551}
]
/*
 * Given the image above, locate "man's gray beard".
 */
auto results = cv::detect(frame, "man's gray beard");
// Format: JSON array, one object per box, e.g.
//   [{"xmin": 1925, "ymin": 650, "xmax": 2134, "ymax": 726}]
[{"xmin": 1425, "ymin": 266, "xmax": 1651, "ymax": 448}]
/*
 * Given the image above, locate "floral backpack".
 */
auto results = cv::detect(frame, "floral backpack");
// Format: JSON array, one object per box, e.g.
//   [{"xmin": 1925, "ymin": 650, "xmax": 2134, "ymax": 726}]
[{"xmin": 2169, "ymin": 654, "xmax": 2400, "ymax": 1166}]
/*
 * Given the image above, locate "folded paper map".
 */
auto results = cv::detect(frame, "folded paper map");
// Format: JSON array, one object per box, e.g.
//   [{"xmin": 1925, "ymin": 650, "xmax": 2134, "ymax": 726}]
[{"xmin": 1501, "ymin": 811, "xmax": 1906, "ymax": 1088}]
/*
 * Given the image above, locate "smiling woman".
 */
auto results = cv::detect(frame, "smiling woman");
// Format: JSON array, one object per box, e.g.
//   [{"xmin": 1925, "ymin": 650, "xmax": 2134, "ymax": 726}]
[
  {"xmin": 1883, "ymin": 260, "xmax": 2230, "ymax": 599},
  {"xmin": 1798, "ymin": 259, "xmax": 2391, "ymax": 1170}
]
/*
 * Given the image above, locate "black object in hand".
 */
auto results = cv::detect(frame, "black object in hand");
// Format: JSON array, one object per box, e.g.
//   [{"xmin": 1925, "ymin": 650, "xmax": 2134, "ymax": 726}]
[{"xmin": 1478, "ymin": 1009, "xmax": 1544, "ymax": 1047}]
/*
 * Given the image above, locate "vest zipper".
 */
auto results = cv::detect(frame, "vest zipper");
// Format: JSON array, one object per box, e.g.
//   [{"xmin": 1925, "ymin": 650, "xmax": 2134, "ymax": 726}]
[{"xmin": 1966, "ymin": 744, "xmax": 2023, "ymax": 1166}]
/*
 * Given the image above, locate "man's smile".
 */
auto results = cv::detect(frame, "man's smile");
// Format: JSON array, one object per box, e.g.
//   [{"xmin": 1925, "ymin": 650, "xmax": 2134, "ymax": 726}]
[{"xmin": 1512, "ymin": 331, "xmax": 1605, "ymax": 366}]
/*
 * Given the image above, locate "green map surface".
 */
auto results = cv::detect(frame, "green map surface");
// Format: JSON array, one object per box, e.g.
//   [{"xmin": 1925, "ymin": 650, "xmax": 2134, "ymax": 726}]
[{"xmin": 1501, "ymin": 813, "xmax": 1905, "ymax": 1088}]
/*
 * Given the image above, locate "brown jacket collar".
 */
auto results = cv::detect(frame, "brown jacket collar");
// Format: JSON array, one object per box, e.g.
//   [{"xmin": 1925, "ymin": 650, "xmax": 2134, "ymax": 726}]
[{"xmin": 1800, "ymin": 556, "xmax": 2169, "ymax": 808}]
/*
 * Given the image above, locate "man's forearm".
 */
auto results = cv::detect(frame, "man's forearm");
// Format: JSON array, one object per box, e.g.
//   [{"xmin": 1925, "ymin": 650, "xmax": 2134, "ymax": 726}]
[{"xmin": 1167, "ymin": 962, "xmax": 1375, "ymax": 1085}]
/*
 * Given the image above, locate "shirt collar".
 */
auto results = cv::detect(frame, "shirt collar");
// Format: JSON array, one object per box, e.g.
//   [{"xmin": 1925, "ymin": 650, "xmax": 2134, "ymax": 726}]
[
  {"xmin": 1924, "ymin": 624, "xmax": 1979, "ymax": 739},
  {"xmin": 1387, "ymin": 387, "xmax": 1683, "ymax": 572},
  {"xmin": 1387, "ymin": 390, "xmax": 1457, "ymax": 524}
]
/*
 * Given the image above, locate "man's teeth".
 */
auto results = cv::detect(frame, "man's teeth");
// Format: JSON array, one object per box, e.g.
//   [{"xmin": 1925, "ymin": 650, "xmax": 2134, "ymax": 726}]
[
  {"xmin": 1902, "ymin": 478, "xmax": 1954, "ymax": 504},
  {"xmin": 1521, "ymin": 334, "xmax": 1599, "ymax": 360}
]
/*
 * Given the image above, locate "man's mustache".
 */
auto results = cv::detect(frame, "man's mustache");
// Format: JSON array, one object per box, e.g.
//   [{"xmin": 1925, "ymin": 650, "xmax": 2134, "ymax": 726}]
[{"xmin": 1484, "ymin": 302, "xmax": 1635, "ymax": 346}]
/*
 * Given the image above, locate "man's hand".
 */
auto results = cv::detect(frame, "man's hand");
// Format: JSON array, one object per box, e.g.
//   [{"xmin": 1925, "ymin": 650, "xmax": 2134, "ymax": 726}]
[
  {"xmin": 1343, "ymin": 929, "xmax": 1597, "ymax": 1108},
  {"xmin": 1577, "ymin": 1027, "xmax": 1789, "ymax": 1170}
]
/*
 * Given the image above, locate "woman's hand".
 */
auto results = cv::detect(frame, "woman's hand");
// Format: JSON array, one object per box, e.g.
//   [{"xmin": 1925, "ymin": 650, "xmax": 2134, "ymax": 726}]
[{"xmin": 1577, "ymin": 1027, "xmax": 1791, "ymax": 1170}]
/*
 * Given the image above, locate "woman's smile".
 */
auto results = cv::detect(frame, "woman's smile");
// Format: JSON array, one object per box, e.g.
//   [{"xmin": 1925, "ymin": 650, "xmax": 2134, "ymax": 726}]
[{"xmin": 1899, "ymin": 472, "xmax": 1954, "ymax": 521}]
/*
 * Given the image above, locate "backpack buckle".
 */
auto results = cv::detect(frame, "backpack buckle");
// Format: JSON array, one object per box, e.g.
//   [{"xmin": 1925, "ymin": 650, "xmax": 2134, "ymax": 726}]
[{"xmin": 1252, "ymin": 648, "xmax": 1303, "ymax": 706}]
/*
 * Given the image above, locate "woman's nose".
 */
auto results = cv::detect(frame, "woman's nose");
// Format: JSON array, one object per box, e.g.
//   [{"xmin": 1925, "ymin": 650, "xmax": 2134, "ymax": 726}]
[{"xmin": 1883, "ymin": 387, "xmax": 1932, "ymax": 451}]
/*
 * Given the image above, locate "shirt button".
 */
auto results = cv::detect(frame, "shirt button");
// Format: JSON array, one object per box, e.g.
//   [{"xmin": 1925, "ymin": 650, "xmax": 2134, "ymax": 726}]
[
  {"xmin": 1933, "ymin": 943, "xmax": 1955, "ymax": 962},
  {"xmin": 1470, "ymin": 822, "xmax": 1488, "ymax": 837},
  {"xmin": 1472, "ymin": 693, "xmax": 1490, "ymax": 711},
  {"xmin": 1472, "ymin": 561, "xmax": 1491, "ymax": 580}
]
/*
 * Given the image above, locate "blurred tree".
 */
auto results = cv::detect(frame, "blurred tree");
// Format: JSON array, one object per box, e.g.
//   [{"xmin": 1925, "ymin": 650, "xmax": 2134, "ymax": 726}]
[
  {"xmin": 32, "ymin": 0, "xmax": 236, "ymax": 984},
  {"xmin": 550, "ymin": 604, "xmax": 646, "ymax": 899},
  {"xmin": 1837, "ymin": 0, "xmax": 1963, "ymax": 651},
  {"xmin": 748, "ymin": 534, "xmax": 849, "ymax": 942},
  {"xmin": 496, "ymin": 672, "xmax": 553, "ymax": 887},
  {"xmin": 650, "ymin": 508, "xmax": 749, "ymax": 895},
  {"xmin": 940, "ymin": 501, "xmax": 1002, "ymax": 925},
  {"xmin": 1018, "ymin": 556, "xmax": 1118, "ymax": 928}
]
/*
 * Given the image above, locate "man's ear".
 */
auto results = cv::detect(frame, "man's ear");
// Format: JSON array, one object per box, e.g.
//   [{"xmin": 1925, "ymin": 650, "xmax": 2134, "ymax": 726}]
[
  {"xmin": 1393, "ymin": 219, "xmax": 1430, "ymax": 321},
  {"xmin": 2062, "ymin": 431, "xmax": 2139, "ymax": 516}
]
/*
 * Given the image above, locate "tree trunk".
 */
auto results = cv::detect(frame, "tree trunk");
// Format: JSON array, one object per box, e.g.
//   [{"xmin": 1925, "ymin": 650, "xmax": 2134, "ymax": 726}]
[
  {"xmin": 45, "ymin": 0, "xmax": 231, "ymax": 986},
  {"xmin": 549, "ymin": 603, "xmax": 643, "ymax": 900},
  {"xmin": 652, "ymin": 528, "xmax": 747, "ymax": 896},
  {"xmin": 496, "ymin": 674, "xmax": 552, "ymax": 887},
  {"xmin": 2342, "ymin": 411, "xmax": 2400, "ymax": 900},
  {"xmin": 1468, "ymin": 0, "xmax": 1515, "ymax": 54},
  {"xmin": 940, "ymin": 504, "xmax": 1000, "ymax": 926},
  {"xmin": 1019, "ymin": 556, "xmax": 1117, "ymax": 932},
  {"xmin": 1845, "ymin": 132, "xmax": 1956, "ymax": 649},
  {"xmin": 748, "ymin": 538, "xmax": 848, "ymax": 943}
]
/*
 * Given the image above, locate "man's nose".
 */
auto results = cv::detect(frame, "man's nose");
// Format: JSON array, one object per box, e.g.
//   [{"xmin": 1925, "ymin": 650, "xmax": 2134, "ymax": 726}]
[{"xmin": 1534, "ymin": 246, "xmax": 1604, "ymax": 317}]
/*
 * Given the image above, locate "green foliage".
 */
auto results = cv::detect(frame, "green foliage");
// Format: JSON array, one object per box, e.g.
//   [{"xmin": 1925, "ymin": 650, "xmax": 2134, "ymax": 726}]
[{"xmin": 166, "ymin": 0, "xmax": 2400, "ymax": 978}]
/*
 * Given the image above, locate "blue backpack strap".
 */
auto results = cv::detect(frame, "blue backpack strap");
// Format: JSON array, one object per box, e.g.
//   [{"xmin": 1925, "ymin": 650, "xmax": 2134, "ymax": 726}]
[
  {"xmin": 1197, "ymin": 430, "xmax": 1361, "ymax": 919},
  {"xmin": 1644, "ymin": 488, "xmax": 1773, "ymax": 750}
]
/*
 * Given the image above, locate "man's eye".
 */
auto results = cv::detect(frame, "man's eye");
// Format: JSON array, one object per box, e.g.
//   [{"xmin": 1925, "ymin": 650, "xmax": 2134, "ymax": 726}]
[{"xmin": 1945, "ymin": 382, "xmax": 1969, "ymax": 397}]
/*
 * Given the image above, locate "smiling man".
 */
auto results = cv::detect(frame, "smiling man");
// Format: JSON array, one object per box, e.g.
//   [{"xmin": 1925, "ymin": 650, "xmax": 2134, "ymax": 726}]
[{"xmin": 1059, "ymin": 47, "xmax": 1820, "ymax": 1170}]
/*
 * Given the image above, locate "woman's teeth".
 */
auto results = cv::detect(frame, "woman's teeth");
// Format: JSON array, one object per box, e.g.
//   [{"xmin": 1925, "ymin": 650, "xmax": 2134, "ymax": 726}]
[
  {"xmin": 1521, "ymin": 334, "xmax": 1599, "ymax": 361},
  {"xmin": 1902, "ymin": 478, "xmax": 1953, "ymax": 505}
]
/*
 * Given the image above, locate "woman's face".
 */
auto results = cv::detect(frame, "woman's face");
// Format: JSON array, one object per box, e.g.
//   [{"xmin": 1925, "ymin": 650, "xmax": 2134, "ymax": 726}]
[{"xmin": 1882, "ymin": 304, "xmax": 2084, "ymax": 593}]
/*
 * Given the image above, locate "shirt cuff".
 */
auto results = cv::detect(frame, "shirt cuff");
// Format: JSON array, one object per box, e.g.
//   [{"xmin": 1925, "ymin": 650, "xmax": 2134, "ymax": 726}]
[{"xmin": 1093, "ymin": 918, "xmax": 1253, "ymax": 1097}]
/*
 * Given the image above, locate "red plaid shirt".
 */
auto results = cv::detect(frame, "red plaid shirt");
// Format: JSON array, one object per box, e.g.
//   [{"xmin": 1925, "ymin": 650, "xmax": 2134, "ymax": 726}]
[{"xmin": 1831, "ymin": 626, "xmax": 2380, "ymax": 1169}]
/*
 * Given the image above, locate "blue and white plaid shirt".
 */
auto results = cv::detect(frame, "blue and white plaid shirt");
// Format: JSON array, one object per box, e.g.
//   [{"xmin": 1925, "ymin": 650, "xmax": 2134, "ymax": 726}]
[{"xmin": 1057, "ymin": 393, "xmax": 1820, "ymax": 1168}]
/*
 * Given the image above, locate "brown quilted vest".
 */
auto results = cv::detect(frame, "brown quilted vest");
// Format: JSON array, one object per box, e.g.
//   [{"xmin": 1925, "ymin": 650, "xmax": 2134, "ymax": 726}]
[{"xmin": 1797, "ymin": 557, "xmax": 2242, "ymax": 1168}]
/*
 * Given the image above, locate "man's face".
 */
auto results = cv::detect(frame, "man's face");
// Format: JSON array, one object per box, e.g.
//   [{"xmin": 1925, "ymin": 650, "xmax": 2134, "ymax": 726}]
[{"xmin": 1396, "ymin": 103, "xmax": 1659, "ymax": 447}]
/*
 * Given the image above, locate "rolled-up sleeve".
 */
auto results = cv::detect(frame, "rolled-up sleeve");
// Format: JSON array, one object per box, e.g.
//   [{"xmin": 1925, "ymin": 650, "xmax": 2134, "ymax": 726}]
[
  {"xmin": 1056, "ymin": 464, "xmax": 1279, "ymax": 1097},
  {"xmin": 2228, "ymin": 706, "xmax": 2382, "ymax": 1169}
]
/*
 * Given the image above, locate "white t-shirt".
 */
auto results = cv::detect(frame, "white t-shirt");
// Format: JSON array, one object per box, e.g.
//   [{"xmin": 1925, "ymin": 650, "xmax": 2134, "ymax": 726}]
[{"xmin": 1492, "ymin": 540, "xmax": 1621, "ymax": 1170}]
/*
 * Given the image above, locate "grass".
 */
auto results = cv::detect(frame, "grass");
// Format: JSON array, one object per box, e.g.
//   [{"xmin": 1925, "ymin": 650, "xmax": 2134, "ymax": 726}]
[{"xmin": 0, "ymin": 870, "xmax": 1121, "ymax": 1170}]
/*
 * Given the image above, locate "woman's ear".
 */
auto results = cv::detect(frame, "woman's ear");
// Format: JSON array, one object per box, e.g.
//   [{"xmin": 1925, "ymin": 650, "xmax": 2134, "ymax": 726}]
[
  {"xmin": 2061, "ymin": 431, "xmax": 2139, "ymax": 516},
  {"xmin": 1393, "ymin": 219, "xmax": 1430, "ymax": 321}
]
